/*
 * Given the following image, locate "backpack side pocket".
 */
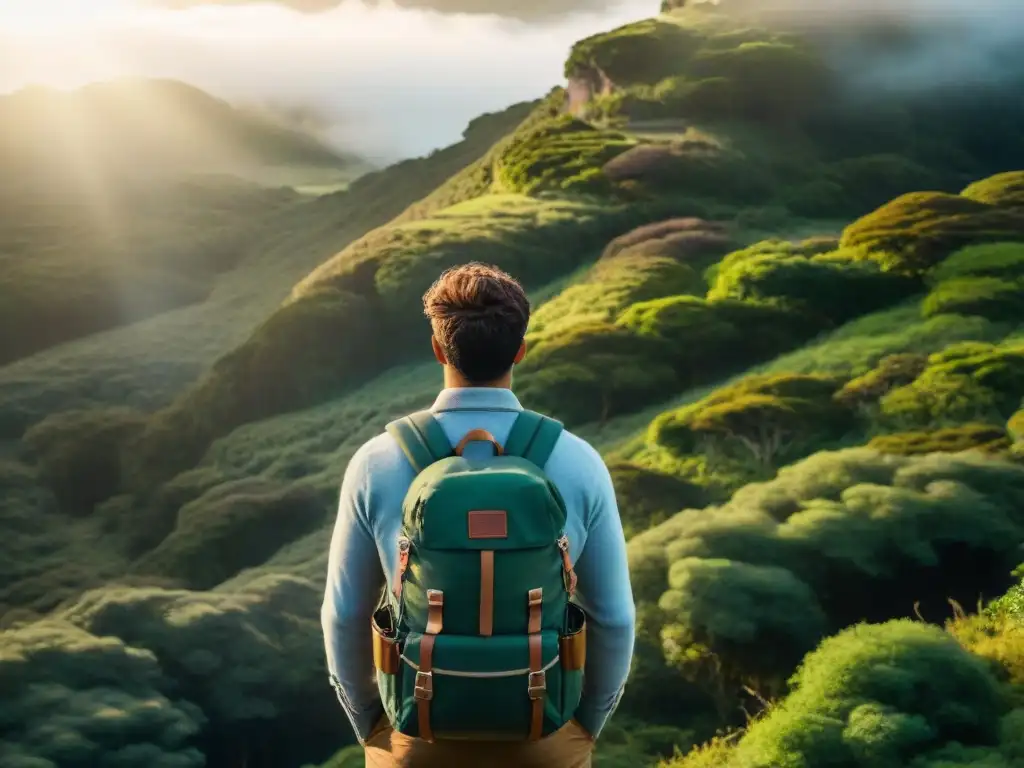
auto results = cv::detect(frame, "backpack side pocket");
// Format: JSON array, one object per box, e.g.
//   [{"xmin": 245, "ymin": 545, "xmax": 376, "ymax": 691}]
[
  {"xmin": 372, "ymin": 605, "xmax": 401, "ymax": 726},
  {"xmin": 558, "ymin": 602, "xmax": 587, "ymax": 722}
]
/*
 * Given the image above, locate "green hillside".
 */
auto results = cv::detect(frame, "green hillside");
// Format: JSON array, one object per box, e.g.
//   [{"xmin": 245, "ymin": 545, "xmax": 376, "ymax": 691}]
[
  {"xmin": 0, "ymin": 78, "xmax": 362, "ymax": 175},
  {"xmin": 0, "ymin": 78, "xmax": 375, "ymax": 366},
  {"xmin": 2, "ymin": 3, "xmax": 1024, "ymax": 767}
]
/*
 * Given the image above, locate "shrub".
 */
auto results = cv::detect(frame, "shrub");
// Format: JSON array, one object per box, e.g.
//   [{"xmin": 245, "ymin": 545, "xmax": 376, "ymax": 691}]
[
  {"xmin": 630, "ymin": 447, "xmax": 1024, "ymax": 666},
  {"xmin": 834, "ymin": 353, "xmax": 930, "ymax": 409},
  {"xmin": 726, "ymin": 621, "xmax": 1006, "ymax": 767},
  {"xmin": 131, "ymin": 480, "xmax": 330, "ymax": 589},
  {"xmin": 494, "ymin": 115, "xmax": 635, "ymax": 195},
  {"xmin": 114, "ymin": 467, "xmax": 234, "ymax": 557},
  {"xmin": 867, "ymin": 424, "xmax": 1012, "ymax": 457},
  {"xmin": 839, "ymin": 192, "xmax": 1024, "ymax": 275},
  {"xmin": 617, "ymin": 295, "xmax": 814, "ymax": 383},
  {"xmin": 21, "ymin": 407, "xmax": 147, "ymax": 515},
  {"xmin": 1010, "ymin": 410, "xmax": 1024, "ymax": 443},
  {"xmin": 603, "ymin": 141, "xmax": 772, "ymax": 203},
  {"xmin": 824, "ymin": 153, "xmax": 947, "ymax": 214},
  {"xmin": 660, "ymin": 558, "xmax": 828, "ymax": 700},
  {"xmin": 565, "ymin": 18, "xmax": 704, "ymax": 85},
  {"xmin": 922, "ymin": 277, "xmax": 1024, "ymax": 321},
  {"xmin": 879, "ymin": 342, "xmax": 1024, "ymax": 428},
  {"xmin": 528, "ymin": 247, "xmax": 709, "ymax": 342},
  {"xmin": 929, "ymin": 242, "xmax": 1024, "ymax": 283},
  {"xmin": 948, "ymin": 578, "xmax": 1024, "ymax": 698},
  {"xmin": 517, "ymin": 322, "xmax": 679, "ymax": 426},
  {"xmin": 600, "ymin": 217, "xmax": 732, "ymax": 269},
  {"xmin": 686, "ymin": 41, "xmax": 833, "ymax": 124},
  {"xmin": 641, "ymin": 76, "xmax": 741, "ymax": 122},
  {"xmin": 61, "ymin": 573, "xmax": 340, "ymax": 768},
  {"xmin": 962, "ymin": 171, "xmax": 1024, "ymax": 210},
  {"xmin": 711, "ymin": 236, "xmax": 840, "ymax": 278},
  {"xmin": 608, "ymin": 461, "xmax": 709, "ymax": 538},
  {"xmin": 0, "ymin": 619, "xmax": 206, "ymax": 767},
  {"xmin": 709, "ymin": 252, "xmax": 919, "ymax": 325},
  {"xmin": 651, "ymin": 373, "xmax": 851, "ymax": 467}
]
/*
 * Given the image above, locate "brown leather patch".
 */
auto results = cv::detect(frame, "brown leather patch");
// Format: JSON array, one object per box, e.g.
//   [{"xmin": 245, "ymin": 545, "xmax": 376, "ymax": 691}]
[{"xmin": 468, "ymin": 510, "xmax": 508, "ymax": 539}]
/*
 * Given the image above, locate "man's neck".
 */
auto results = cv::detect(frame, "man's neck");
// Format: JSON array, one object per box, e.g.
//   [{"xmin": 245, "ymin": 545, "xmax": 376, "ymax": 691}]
[{"xmin": 442, "ymin": 368, "xmax": 512, "ymax": 390}]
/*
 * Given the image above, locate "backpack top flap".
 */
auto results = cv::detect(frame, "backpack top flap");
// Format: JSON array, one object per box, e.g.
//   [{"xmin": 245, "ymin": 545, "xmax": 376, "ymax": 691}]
[{"xmin": 385, "ymin": 409, "xmax": 568, "ymax": 551}]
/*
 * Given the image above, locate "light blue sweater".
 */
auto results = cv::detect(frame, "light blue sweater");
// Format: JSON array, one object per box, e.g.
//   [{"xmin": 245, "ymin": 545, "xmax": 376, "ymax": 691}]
[{"xmin": 321, "ymin": 386, "xmax": 636, "ymax": 743}]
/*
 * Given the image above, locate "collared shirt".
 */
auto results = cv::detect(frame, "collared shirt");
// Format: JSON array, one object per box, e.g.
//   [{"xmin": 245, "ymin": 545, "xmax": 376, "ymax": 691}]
[{"xmin": 321, "ymin": 386, "xmax": 636, "ymax": 743}]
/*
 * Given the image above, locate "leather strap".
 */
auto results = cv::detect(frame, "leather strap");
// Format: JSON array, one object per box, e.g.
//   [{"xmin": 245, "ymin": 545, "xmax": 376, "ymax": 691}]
[
  {"xmin": 479, "ymin": 551, "xmax": 494, "ymax": 636},
  {"xmin": 527, "ymin": 588, "xmax": 544, "ymax": 740},
  {"xmin": 455, "ymin": 429, "xmax": 503, "ymax": 457},
  {"xmin": 416, "ymin": 635, "xmax": 435, "ymax": 742},
  {"xmin": 416, "ymin": 589, "xmax": 444, "ymax": 743},
  {"xmin": 425, "ymin": 589, "xmax": 444, "ymax": 635},
  {"xmin": 528, "ymin": 588, "xmax": 543, "ymax": 634}
]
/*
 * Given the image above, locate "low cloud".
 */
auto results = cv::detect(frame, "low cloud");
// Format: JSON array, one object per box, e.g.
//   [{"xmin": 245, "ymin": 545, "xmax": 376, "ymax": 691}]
[
  {"xmin": 724, "ymin": 0, "xmax": 1024, "ymax": 93},
  {"xmin": 154, "ymin": 0, "xmax": 621, "ymax": 22},
  {"xmin": 2, "ymin": 0, "xmax": 652, "ymax": 162}
]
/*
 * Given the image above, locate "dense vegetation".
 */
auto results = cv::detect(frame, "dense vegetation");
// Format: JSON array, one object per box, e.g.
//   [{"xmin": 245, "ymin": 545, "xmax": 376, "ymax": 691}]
[
  {"xmin": 2, "ymin": 2, "xmax": 1024, "ymax": 767},
  {"xmin": 0, "ymin": 78, "xmax": 366, "ymax": 366}
]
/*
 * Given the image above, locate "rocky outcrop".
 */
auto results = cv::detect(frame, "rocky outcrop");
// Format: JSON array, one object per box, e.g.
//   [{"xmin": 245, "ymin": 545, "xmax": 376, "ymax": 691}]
[{"xmin": 565, "ymin": 65, "xmax": 616, "ymax": 116}]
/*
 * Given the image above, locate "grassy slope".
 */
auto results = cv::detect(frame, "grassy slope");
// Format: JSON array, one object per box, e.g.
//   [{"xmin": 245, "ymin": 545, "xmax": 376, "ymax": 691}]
[
  {"xmin": 0, "ymin": 98, "xmax": 538, "ymax": 438},
  {"xmin": 4, "ymin": 6, "xmax": 1024, "ymax": 768},
  {"xmin": 0, "ymin": 78, "xmax": 369, "ymax": 367}
]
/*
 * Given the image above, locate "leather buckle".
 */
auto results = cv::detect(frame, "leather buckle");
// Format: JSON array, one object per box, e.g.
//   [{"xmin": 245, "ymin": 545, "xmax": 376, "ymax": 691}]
[
  {"xmin": 527, "ymin": 671, "xmax": 546, "ymax": 700},
  {"xmin": 414, "ymin": 670, "xmax": 433, "ymax": 701}
]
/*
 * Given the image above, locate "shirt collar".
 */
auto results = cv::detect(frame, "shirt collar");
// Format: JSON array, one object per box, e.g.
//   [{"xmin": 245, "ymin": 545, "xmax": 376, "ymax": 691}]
[{"xmin": 430, "ymin": 387, "xmax": 524, "ymax": 413}]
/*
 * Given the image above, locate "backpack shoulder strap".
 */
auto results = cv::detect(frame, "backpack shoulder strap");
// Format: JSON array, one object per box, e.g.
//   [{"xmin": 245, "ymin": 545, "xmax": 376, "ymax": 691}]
[
  {"xmin": 385, "ymin": 410, "xmax": 453, "ymax": 474},
  {"xmin": 505, "ymin": 409, "xmax": 564, "ymax": 469}
]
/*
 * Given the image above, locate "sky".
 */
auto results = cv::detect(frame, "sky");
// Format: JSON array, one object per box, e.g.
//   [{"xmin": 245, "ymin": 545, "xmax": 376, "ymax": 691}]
[{"xmin": 0, "ymin": 0, "xmax": 654, "ymax": 162}]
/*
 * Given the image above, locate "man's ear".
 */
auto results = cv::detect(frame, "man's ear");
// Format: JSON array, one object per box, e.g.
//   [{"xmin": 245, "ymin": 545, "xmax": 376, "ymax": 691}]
[
  {"xmin": 431, "ymin": 336, "xmax": 447, "ymax": 365},
  {"xmin": 513, "ymin": 340, "xmax": 527, "ymax": 365}
]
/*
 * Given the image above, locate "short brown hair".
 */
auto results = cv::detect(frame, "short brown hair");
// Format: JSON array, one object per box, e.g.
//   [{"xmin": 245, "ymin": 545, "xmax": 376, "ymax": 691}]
[{"xmin": 422, "ymin": 263, "xmax": 530, "ymax": 384}]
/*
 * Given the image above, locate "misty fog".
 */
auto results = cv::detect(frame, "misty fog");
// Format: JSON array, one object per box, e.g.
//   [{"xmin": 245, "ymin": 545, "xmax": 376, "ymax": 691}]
[
  {"xmin": 2, "ymin": 0, "xmax": 1022, "ymax": 164},
  {"xmin": 0, "ymin": 0, "xmax": 653, "ymax": 164},
  {"xmin": 744, "ymin": 0, "xmax": 1024, "ymax": 94},
  {"xmin": 155, "ymin": 0, "xmax": 622, "ymax": 22}
]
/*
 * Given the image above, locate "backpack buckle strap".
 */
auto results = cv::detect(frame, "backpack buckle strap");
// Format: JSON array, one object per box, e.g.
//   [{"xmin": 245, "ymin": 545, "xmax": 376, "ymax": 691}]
[
  {"xmin": 527, "ymin": 671, "xmax": 547, "ymax": 700},
  {"xmin": 417, "ymin": 591, "xmax": 443, "ymax": 742},
  {"xmin": 414, "ymin": 671, "xmax": 433, "ymax": 701},
  {"xmin": 527, "ymin": 590, "xmax": 544, "ymax": 741},
  {"xmin": 418, "ymin": 632, "xmax": 438, "ymax": 742},
  {"xmin": 527, "ymin": 632, "xmax": 544, "ymax": 740}
]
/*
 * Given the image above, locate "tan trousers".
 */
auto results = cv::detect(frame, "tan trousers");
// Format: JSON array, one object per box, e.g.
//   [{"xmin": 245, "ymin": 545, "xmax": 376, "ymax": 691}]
[{"xmin": 365, "ymin": 720, "xmax": 595, "ymax": 768}]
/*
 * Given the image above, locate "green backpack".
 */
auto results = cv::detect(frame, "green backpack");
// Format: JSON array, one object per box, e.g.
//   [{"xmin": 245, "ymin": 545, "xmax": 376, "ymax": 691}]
[{"xmin": 370, "ymin": 408, "xmax": 588, "ymax": 743}]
